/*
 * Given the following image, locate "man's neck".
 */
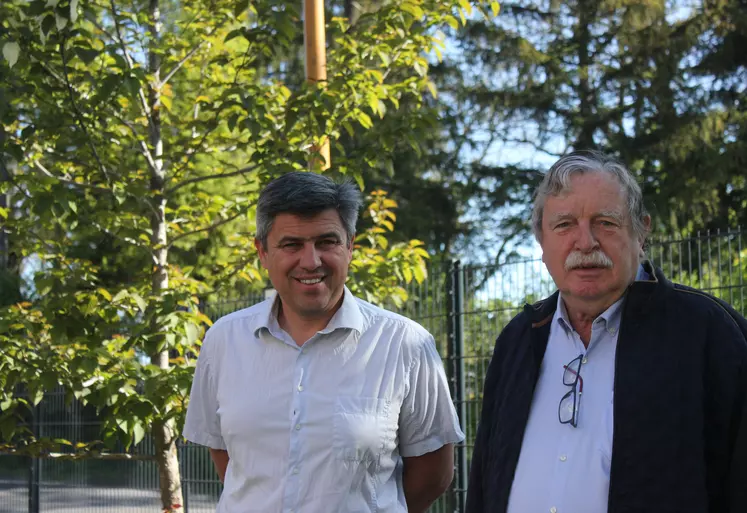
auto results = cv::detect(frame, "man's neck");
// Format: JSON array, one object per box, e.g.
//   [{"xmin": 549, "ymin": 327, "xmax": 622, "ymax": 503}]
[
  {"xmin": 562, "ymin": 295, "xmax": 622, "ymax": 348},
  {"xmin": 277, "ymin": 296, "xmax": 343, "ymax": 346}
]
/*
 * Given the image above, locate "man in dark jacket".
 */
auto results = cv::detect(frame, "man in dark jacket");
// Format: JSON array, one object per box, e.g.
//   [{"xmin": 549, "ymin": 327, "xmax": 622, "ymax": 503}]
[{"xmin": 465, "ymin": 151, "xmax": 747, "ymax": 513}]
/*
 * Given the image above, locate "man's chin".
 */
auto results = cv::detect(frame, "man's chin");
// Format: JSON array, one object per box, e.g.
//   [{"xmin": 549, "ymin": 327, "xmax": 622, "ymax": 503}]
[{"xmin": 567, "ymin": 283, "xmax": 626, "ymax": 302}]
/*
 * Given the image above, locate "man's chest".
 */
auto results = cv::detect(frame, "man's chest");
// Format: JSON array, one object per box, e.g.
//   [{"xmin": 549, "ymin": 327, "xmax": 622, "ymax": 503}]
[{"xmin": 213, "ymin": 334, "xmax": 408, "ymax": 463}]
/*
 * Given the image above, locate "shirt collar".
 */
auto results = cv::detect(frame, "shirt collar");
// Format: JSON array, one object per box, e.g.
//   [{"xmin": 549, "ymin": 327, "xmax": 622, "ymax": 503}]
[
  {"xmin": 635, "ymin": 264, "xmax": 650, "ymax": 281},
  {"xmin": 253, "ymin": 286, "xmax": 364, "ymax": 339},
  {"xmin": 555, "ymin": 293, "xmax": 625, "ymax": 335},
  {"xmin": 555, "ymin": 263, "xmax": 648, "ymax": 334}
]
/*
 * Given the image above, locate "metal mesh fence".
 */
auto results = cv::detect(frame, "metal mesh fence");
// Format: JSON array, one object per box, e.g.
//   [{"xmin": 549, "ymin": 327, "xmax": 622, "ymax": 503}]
[{"xmin": 2, "ymin": 229, "xmax": 746, "ymax": 512}]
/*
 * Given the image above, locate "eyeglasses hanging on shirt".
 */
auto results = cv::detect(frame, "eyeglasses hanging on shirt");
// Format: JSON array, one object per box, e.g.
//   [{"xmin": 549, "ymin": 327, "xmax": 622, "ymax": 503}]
[{"xmin": 559, "ymin": 354, "xmax": 584, "ymax": 427}]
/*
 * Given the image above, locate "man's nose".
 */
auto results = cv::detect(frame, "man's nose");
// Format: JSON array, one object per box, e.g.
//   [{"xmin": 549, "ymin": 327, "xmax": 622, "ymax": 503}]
[
  {"xmin": 575, "ymin": 222, "xmax": 600, "ymax": 252},
  {"xmin": 299, "ymin": 243, "xmax": 322, "ymax": 269}
]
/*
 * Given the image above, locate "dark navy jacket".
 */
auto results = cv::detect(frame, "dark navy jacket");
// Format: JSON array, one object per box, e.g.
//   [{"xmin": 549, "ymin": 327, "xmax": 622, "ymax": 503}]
[{"xmin": 465, "ymin": 262, "xmax": 747, "ymax": 513}]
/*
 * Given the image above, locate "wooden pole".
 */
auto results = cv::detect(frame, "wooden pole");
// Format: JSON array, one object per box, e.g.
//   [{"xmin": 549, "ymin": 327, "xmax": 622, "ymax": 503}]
[{"xmin": 304, "ymin": 0, "xmax": 331, "ymax": 170}]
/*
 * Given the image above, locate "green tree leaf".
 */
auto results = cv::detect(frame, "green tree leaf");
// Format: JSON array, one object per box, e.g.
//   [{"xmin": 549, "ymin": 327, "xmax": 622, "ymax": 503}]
[{"xmin": 2, "ymin": 42, "xmax": 20, "ymax": 68}]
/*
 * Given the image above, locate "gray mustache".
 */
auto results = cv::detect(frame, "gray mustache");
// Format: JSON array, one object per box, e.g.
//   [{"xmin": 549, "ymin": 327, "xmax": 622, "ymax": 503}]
[{"xmin": 564, "ymin": 251, "xmax": 613, "ymax": 271}]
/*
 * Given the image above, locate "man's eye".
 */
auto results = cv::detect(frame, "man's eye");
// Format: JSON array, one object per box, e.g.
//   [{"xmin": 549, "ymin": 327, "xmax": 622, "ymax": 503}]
[
  {"xmin": 282, "ymin": 242, "xmax": 302, "ymax": 249},
  {"xmin": 554, "ymin": 222, "xmax": 570, "ymax": 229},
  {"xmin": 318, "ymin": 239, "xmax": 339, "ymax": 247}
]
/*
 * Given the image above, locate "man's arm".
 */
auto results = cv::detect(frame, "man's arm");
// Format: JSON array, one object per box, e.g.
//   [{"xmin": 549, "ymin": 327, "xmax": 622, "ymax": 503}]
[
  {"xmin": 397, "ymin": 335, "xmax": 464, "ymax": 509},
  {"xmin": 183, "ymin": 326, "xmax": 230, "ymax": 482},
  {"xmin": 209, "ymin": 448, "xmax": 229, "ymax": 483},
  {"xmin": 403, "ymin": 443, "xmax": 454, "ymax": 513}
]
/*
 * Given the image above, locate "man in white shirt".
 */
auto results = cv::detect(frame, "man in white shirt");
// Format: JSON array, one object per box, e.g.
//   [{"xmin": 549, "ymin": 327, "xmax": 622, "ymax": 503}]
[{"xmin": 184, "ymin": 171, "xmax": 464, "ymax": 513}]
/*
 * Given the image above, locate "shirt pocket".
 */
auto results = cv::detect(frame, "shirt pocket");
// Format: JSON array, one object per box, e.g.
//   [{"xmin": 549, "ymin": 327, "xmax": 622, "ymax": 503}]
[{"xmin": 333, "ymin": 396, "xmax": 396, "ymax": 463}]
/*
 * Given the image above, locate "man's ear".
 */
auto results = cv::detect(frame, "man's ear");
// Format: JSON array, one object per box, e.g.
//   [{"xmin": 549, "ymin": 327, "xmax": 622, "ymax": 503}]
[
  {"xmin": 346, "ymin": 234, "xmax": 355, "ymax": 259},
  {"xmin": 255, "ymin": 238, "xmax": 268, "ymax": 268},
  {"xmin": 640, "ymin": 215, "xmax": 652, "ymax": 246},
  {"xmin": 638, "ymin": 215, "xmax": 652, "ymax": 259}
]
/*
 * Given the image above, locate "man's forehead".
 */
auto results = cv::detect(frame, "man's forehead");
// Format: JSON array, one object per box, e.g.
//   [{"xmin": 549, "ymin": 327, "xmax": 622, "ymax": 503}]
[
  {"xmin": 547, "ymin": 209, "xmax": 625, "ymax": 220},
  {"xmin": 269, "ymin": 211, "xmax": 345, "ymax": 237},
  {"xmin": 544, "ymin": 185, "xmax": 627, "ymax": 214}
]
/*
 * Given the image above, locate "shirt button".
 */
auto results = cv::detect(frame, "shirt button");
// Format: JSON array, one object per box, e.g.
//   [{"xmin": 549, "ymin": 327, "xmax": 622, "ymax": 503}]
[
  {"xmin": 295, "ymin": 424, "xmax": 301, "ymax": 431},
  {"xmin": 293, "ymin": 467, "xmax": 299, "ymax": 474},
  {"xmin": 559, "ymin": 454, "xmax": 567, "ymax": 462},
  {"xmin": 582, "ymin": 357, "xmax": 588, "ymax": 364},
  {"xmin": 550, "ymin": 508, "xmax": 557, "ymax": 513},
  {"xmin": 297, "ymin": 384, "xmax": 304, "ymax": 392},
  {"xmin": 609, "ymin": 327, "xmax": 617, "ymax": 334}
]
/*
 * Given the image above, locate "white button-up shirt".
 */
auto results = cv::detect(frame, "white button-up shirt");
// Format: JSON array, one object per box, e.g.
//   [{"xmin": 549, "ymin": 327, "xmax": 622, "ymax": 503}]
[
  {"xmin": 183, "ymin": 287, "xmax": 464, "ymax": 513},
  {"xmin": 507, "ymin": 267, "xmax": 649, "ymax": 513}
]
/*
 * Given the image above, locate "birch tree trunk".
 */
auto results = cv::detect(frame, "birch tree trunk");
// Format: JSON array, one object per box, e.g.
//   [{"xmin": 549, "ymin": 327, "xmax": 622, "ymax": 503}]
[{"xmin": 147, "ymin": 0, "xmax": 183, "ymax": 509}]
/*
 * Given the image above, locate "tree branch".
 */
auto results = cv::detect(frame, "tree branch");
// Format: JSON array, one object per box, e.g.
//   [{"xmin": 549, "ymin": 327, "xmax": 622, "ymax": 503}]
[
  {"xmin": 171, "ymin": 47, "xmax": 255, "ymax": 179},
  {"xmin": 35, "ymin": 161, "xmax": 159, "ymax": 219},
  {"xmin": 109, "ymin": 0, "xmax": 155, "ymax": 128},
  {"xmin": 20, "ymin": 226, "xmax": 66, "ymax": 255},
  {"xmin": 86, "ymin": 216, "xmax": 155, "ymax": 252},
  {"xmin": 469, "ymin": 232, "xmax": 519, "ymax": 292},
  {"xmin": 199, "ymin": 253, "xmax": 262, "ymax": 297},
  {"xmin": 157, "ymin": 7, "xmax": 229, "ymax": 88},
  {"xmin": 1, "ymin": 162, "xmax": 32, "ymax": 201},
  {"xmin": 159, "ymin": 41, "xmax": 204, "ymax": 87},
  {"xmin": 34, "ymin": 162, "xmax": 111, "ymax": 194},
  {"xmin": 110, "ymin": 113, "xmax": 159, "ymax": 175},
  {"xmin": 36, "ymin": 61, "xmax": 66, "ymax": 85},
  {"xmin": 498, "ymin": 137, "xmax": 565, "ymax": 158},
  {"xmin": 167, "ymin": 208, "xmax": 249, "ymax": 247},
  {"xmin": 59, "ymin": 38, "xmax": 111, "ymax": 182},
  {"xmin": 85, "ymin": 13, "xmax": 118, "ymax": 44},
  {"xmin": 165, "ymin": 163, "xmax": 261, "ymax": 196}
]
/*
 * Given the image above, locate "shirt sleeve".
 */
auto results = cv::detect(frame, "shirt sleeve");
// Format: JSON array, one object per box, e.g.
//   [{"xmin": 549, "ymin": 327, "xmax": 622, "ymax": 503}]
[
  {"xmin": 183, "ymin": 328, "xmax": 227, "ymax": 450},
  {"xmin": 398, "ymin": 334, "xmax": 465, "ymax": 458}
]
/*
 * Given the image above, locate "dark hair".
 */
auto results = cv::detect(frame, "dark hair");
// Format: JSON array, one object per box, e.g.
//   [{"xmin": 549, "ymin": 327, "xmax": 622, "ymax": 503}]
[{"xmin": 256, "ymin": 172, "xmax": 363, "ymax": 247}]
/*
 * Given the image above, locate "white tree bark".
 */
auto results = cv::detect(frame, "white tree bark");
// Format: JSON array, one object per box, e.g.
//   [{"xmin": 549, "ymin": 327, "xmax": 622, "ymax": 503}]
[{"xmin": 147, "ymin": 0, "xmax": 183, "ymax": 509}]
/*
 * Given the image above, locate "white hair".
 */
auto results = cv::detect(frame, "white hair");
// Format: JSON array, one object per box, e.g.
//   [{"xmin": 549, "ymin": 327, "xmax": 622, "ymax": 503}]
[{"xmin": 532, "ymin": 150, "xmax": 649, "ymax": 244}]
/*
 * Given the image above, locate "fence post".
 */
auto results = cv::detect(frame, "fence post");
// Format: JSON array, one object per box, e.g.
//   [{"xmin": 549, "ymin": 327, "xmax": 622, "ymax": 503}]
[
  {"xmin": 181, "ymin": 443, "xmax": 190, "ymax": 513},
  {"xmin": 446, "ymin": 261, "xmax": 468, "ymax": 512},
  {"xmin": 28, "ymin": 403, "xmax": 40, "ymax": 513}
]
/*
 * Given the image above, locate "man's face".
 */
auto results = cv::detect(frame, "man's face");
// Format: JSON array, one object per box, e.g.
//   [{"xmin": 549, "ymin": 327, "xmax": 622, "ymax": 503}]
[
  {"xmin": 255, "ymin": 209, "xmax": 353, "ymax": 321},
  {"xmin": 540, "ymin": 172, "xmax": 649, "ymax": 309}
]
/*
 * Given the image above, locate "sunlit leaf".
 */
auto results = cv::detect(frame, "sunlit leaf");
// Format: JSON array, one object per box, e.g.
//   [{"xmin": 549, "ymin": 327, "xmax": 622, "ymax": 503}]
[
  {"xmin": 70, "ymin": 0, "xmax": 79, "ymax": 22},
  {"xmin": 2, "ymin": 42, "xmax": 20, "ymax": 68}
]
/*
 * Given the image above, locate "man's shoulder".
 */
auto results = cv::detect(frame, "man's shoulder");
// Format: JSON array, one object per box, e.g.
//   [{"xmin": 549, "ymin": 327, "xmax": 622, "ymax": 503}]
[
  {"xmin": 668, "ymin": 282, "xmax": 744, "ymax": 320},
  {"xmin": 352, "ymin": 295, "xmax": 431, "ymax": 340},
  {"xmin": 206, "ymin": 300, "xmax": 271, "ymax": 338},
  {"xmin": 488, "ymin": 294, "xmax": 556, "ymax": 356},
  {"xmin": 498, "ymin": 294, "xmax": 555, "ymax": 336},
  {"xmin": 667, "ymin": 281, "xmax": 747, "ymax": 339}
]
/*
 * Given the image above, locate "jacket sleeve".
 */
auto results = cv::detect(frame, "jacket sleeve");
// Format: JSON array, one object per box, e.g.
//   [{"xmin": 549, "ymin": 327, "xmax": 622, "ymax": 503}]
[
  {"xmin": 722, "ymin": 304, "xmax": 747, "ymax": 513},
  {"xmin": 729, "ymin": 374, "xmax": 747, "ymax": 513},
  {"xmin": 704, "ymin": 300, "xmax": 747, "ymax": 512},
  {"xmin": 465, "ymin": 329, "xmax": 506, "ymax": 513}
]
